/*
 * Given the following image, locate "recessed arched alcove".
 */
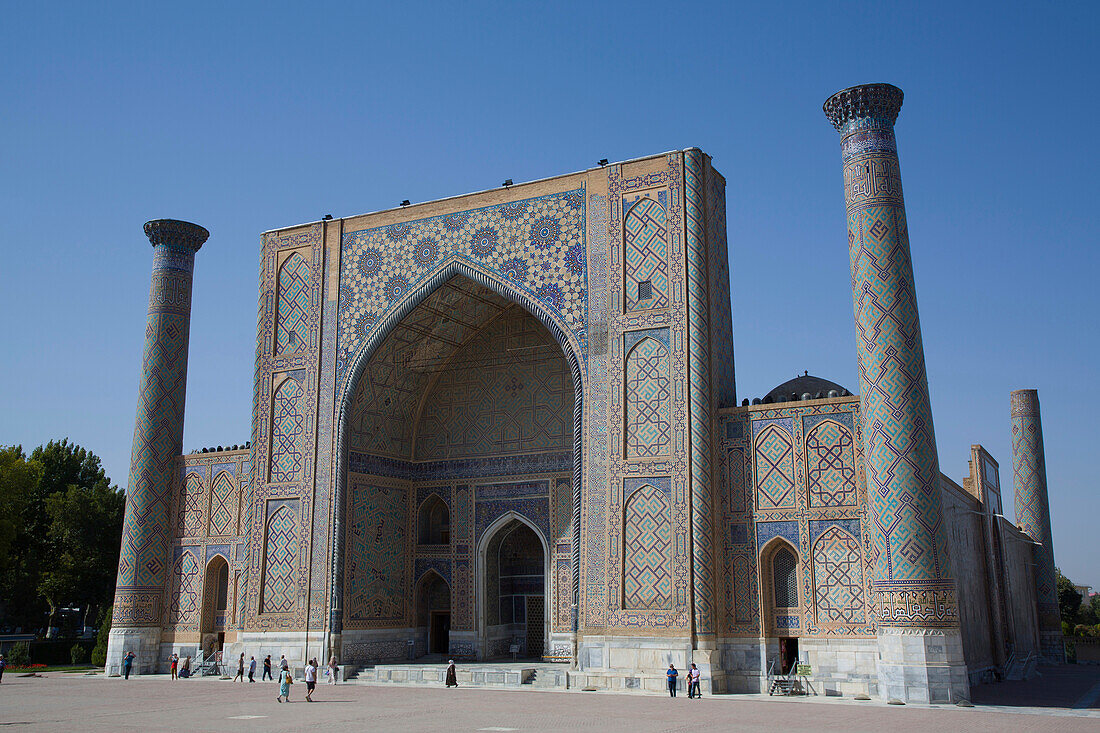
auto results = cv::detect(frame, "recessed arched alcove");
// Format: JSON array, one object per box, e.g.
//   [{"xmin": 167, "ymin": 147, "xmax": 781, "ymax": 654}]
[
  {"xmin": 201, "ymin": 554, "xmax": 229, "ymax": 654},
  {"xmin": 338, "ymin": 273, "xmax": 576, "ymax": 662}
]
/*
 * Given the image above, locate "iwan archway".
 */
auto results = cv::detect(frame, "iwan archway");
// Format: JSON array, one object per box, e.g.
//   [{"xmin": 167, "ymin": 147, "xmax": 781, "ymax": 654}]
[{"xmin": 334, "ymin": 268, "xmax": 581, "ymax": 663}]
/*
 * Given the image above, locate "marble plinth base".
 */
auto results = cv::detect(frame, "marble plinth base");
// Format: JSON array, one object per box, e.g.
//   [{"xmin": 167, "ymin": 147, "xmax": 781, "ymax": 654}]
[{"xmin": 876, "ymin": 627, "xmax": 970, "ymax": 704}]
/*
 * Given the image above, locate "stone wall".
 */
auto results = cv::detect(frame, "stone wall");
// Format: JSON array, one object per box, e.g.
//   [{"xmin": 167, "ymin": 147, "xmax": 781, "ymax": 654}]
[{"xmin": 941, "ymin": 474, "xmax": 996, "ymax": 678}]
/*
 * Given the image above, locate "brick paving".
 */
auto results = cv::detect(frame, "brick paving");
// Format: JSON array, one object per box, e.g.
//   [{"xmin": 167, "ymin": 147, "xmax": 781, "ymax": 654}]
[{"xmin": 0, "ymin": 670, "xmax": 1097, "ymax": 732}]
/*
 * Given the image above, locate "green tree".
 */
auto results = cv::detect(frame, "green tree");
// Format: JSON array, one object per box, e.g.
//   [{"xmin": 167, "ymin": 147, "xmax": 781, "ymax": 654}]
[
  {"xmin": 40, "ymin": 479, "xmax": 125, "ymax": 631},
  {"xmin": 1080, "ymin": 594, "xmax": 1100, "ymax": 626},
  {"xmin": 1057, "ymin": 568, "xmax": 1083, "ymax": 627},
  {"xmin": 0, "ymin": 439, "xmax": 124, "ymax": 633},
  {"xmin": 0, "ymin": 446, "xmax": 41, "ymax": 572}
]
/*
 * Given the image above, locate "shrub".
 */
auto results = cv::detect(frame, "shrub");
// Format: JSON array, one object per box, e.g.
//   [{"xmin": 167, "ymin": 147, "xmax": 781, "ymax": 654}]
[
  {"xmin": 90, "ymin": 605, "xmax": 111, "ymax": 667},
  {"xmin": 70, "ymin": 643, "xmax": 88, "ymax": 665},
  {"xmin": 8, "ymin": 642, "xmax": 31, "ymax": 668}
]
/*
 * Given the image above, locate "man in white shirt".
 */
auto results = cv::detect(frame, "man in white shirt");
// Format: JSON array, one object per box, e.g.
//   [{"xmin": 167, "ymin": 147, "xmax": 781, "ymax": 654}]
[{"xmin": 304, "ymin": 658, "xmax": 317, "ymax": 702}]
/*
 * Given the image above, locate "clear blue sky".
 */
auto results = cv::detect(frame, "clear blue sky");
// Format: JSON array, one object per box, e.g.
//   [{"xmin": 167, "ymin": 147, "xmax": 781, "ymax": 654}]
[{"xmin": 1, "ymin": 2, "xmax": 1096, "ymax": 589}]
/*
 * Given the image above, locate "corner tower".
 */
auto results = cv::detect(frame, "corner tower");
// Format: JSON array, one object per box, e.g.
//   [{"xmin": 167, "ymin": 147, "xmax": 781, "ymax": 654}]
[
  {"xmin": 107, "ymin": 219, "xmax": 208, "ymax": 673},
  {"xmin": 824, "ymin": 84, "xmax": 968, "ymax": 703},
  {"xmin": 1010, "ymin": 389, "xmax": 1064, "ymax": 662}
]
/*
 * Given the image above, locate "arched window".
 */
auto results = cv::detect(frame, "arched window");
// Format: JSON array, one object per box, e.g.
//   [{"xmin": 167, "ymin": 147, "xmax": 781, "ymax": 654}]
[
  {"xmin": 773, "ymin": 546, "xmax": 798, "ymax": 608},
  {"xmin": 214, "ymin": 559, "xmax": 229, "ymax": 611},
  {"xmin": 417, "ymin": 495, "xmax": 450, "ymax": 545}
]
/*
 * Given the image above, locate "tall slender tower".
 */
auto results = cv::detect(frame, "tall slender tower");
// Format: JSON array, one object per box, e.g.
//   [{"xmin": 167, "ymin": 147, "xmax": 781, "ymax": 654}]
[
  {"xmin": 824, "ymin": 85, "xmax": 968, "ymax": 703},
  {"xmin": 107, "ymin": 220, "xmax": 208, "ymax": 673},
  {"xmin": 1010, "ymin": 389, "xmax": 1064, "ymax": 661}
]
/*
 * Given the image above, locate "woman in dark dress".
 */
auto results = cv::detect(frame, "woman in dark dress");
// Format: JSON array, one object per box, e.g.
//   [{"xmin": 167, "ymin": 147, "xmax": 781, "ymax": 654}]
[{"xmin": 445, "ymin": 660, "xmax": 458, "ymax": 687}]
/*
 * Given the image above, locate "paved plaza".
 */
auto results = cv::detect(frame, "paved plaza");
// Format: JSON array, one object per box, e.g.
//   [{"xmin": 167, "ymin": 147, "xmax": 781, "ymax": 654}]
[{"xmin": 1, "ymin": 667, "xmax": 1098, "ymax": 732}]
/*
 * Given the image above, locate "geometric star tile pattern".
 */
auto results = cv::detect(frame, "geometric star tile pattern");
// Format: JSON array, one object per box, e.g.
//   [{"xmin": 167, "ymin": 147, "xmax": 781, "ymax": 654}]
[
  {"xmin": 261, "ymin": 504, "xmax": 298, "ymax": 613},
  {"xmin": 623, "ymin": 483, "xmax": 673, "ymax": 610},
  {"xmin": 812, "ymin": 526, "xmax": 865, "ymax": 624},
  {"xmin": 755, "ymin": 424, "xmax": 796, "ymax": 509},
  {"xmin": 270, "ymin": 374, "xmax": 305, "ymax": 483},
  {"xmin": 625, "ymin": 337, "xmax": 671, "ymax": 458},
  {"xmin": 208, "ymin": 471, "xmax": 236, "ymax": 536},
  {"xmin": 275, "ymin": 252, "xmax": 312, "ymax": 356},
  {"xmin": 806, "ymin": 420, "xmax": 857, "ymax": 507},
  {"xmin": 337, "ymin": 189, "xmax": 587, "ymax": 390},
  {"xmin": 623, "ymin": 197, "xmax": 669, "ymax": 311}
]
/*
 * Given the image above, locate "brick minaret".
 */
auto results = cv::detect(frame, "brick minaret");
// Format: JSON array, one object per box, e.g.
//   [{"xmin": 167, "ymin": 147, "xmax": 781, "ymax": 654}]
[
  {"xmin": 107, "ymin": 220, "xmax": 208, "ymax": 674},
  {"xmin": 1010, "ymin": 389, "xmax": 1064, "ymax": 662},
  {"xmin": 824, "ymin": 84, "xmax": 968, "ymax": 703}
]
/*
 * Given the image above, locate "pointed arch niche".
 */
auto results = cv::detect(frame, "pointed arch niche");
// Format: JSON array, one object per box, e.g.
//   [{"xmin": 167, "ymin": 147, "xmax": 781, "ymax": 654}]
[
  {"xmin": 760, "ymin": 538, "xmax": 802, "ymax": 638},
  {"xmin": 623, "ymin": 196, "xmax": 669, "ymax": 311},
  {"xmin": 624, "ymin": 331, "xmax": 671, "ymax": 458},
  {"xmin": 336, "ymin": 269, "xmax": 581, "ymax": 663},
  {"xmin": 417, "ymin": 494, "xmax": 450, "ymax": 545},
  {"xmin": 622, "ymin": 481, "xmax": 672, "ymax": 610},
  {"xmin": 275, "ymin": 250, "xmax": 311, "ymax": 355}
]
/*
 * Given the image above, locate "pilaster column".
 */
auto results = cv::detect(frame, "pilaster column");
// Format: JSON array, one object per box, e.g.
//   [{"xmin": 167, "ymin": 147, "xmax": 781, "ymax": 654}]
[
  {"xmin": 824, "ymin": 84, "xmax": 968, "ymax": 703},
  {"xmin": 1010, "ymin": 389, "xmax": 1064, "ymax": 662},
  {"xmin": 107, "ymin": 219, "xmax": 208, "ymax": 674},
  {"xmin": 684, "ymin": 149, "xmax": 716, "ymax": 644}
]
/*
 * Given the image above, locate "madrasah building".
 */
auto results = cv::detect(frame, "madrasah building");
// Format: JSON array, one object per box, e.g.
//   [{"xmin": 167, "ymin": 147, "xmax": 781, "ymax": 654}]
[{"xmin": 105, "ymin": 83, "xmax": 1063, "ymax": 703}]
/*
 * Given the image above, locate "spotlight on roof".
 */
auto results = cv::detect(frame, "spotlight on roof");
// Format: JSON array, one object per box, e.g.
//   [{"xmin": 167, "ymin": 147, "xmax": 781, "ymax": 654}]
[
  {"xmin": 598, "ymin": 159, "xmax": 608, "ymax": 166},
  {"xmin": 322, "ymin": 214, "xmax": 333, "ymax": 220},
  {"xmin": 401, "ymin": 200, "xmax": 411, "ymax": 207},
  {"xmin": 502, "ymin": 179, "xmax": 513, "ymax": 187}
]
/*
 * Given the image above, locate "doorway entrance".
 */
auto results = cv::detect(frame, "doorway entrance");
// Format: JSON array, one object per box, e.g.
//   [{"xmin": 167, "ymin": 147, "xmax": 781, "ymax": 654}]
[
  {"xmin": 430, "ymin": 611, "xmax": 451, "ymax": 654},
  {"xmin": 779, "ymin": 637, "xmax": 799, "ymax": 674},
  {"xmin": 416, "ymin": 572, "xmax": 451, "ymax": 657},
  {"xmin": 482, "ymin": 518, "xmax": 546, "ymax": 659}
]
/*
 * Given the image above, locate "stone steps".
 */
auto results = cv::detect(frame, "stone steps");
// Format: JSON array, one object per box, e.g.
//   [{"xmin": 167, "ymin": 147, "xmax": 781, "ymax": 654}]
[{"xmin": 346, "ymin": 663, "xmax": 704, "ymax": 695}]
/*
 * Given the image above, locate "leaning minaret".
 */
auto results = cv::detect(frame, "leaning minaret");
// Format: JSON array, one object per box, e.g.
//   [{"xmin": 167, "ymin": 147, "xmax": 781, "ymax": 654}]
[
  {"xmin": 1010, "ymin": 389, "xmax": 1064, "ymax": 662},
  {"xmin": 824, "ymin": 85, "xmax": 969, "ymax": 703},
  {"xmin": 106, "ymin": 220, "xmax": 208, "ymax": 674}
]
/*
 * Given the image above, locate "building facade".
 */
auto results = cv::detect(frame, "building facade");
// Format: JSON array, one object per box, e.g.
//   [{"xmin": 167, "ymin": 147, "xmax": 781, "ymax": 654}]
[{"xmin": 107, "ymin": 85, "xmax": 1061, "ymax": 703}]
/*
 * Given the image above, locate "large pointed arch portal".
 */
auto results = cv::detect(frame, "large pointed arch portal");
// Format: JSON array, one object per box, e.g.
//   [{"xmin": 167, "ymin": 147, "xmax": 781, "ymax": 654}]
[{"xmin": 332, "ymin": 260, "xmax": 583, "ymax": 663}]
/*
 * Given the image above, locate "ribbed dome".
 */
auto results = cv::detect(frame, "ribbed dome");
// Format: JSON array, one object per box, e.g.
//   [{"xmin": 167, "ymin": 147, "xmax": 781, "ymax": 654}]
[{"xmin": 764, "ymin": 373, "xmax": 851, "ymax": 402}]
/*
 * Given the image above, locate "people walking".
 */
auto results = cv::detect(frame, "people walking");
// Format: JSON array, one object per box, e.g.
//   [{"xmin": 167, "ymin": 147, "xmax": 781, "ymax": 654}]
[
  {"xmin": 248, "ymin": 656, "xmax": 256, "ymax": 682},
  {"xmin": 234, "ymin": 653, "xmax": 245, "ymax": 682},
  {"xmin": 666, "ymin": 664, "xmax": 678, "ymax": 697},
  {"xmin": 122, "ymin": 651, "xmax": 135, "ymax": 680},
  {"xmin": 0, "ymin": 653, "xmax": 6, "ymax": 683},
  {"xmin": 276, "ymin": 664, "xmax": 292, "ymax": 703},
  {"xmin": 327, "ymin": 656, "xmax": 338, "ymax": 684},
  {"xmin": 304, "ymin": 658, "xmax": 317, "ymax": 702},
  {"xmin": 262, "ymin": 655, "xmax": 272, "ymax": 681},
  {"xmin": 688, "ymin": 663, "xmax": 701, "ymax": 699},
  {"xmin": 445, "ymin": 659, "xmax": 458, "ymax": 688},
  {"xmin": 169, "ymin": 653, "xmax": 178, "ymax": 680},
  {"xmin": 279, "ymin": 655, "xmax": 288, "ymax": 671}
]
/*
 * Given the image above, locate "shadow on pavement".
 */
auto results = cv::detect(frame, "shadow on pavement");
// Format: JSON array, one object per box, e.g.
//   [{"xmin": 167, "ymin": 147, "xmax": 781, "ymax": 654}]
[{"xmin": 969, "ymin": 665, "xmax": 1100, "ymax": 709}]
